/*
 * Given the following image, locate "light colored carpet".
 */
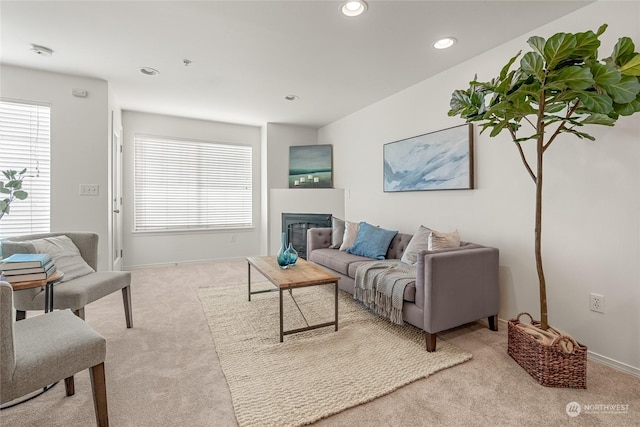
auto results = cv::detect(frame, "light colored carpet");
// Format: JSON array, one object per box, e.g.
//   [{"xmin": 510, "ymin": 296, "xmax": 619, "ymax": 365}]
[{"xmin": 198, "ymin": 282, "xmax": 472, "ymax": 427}]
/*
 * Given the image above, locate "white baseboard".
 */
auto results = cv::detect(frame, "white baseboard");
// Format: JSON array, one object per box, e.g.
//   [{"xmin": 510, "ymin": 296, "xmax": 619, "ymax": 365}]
[{"xmin": 588, "ymin": 350, "xmax": 640, "ymax": 378}]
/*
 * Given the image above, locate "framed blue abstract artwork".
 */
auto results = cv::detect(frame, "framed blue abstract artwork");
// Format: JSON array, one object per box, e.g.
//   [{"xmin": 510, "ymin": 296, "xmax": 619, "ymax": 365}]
[{"xmin": 383, "ymin": 124, "xmax": 474, "ymax": 192}]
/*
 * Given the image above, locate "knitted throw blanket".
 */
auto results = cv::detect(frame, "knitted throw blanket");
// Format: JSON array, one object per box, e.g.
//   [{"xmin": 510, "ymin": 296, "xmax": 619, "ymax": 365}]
[{"xmin": 354, "ymin": 260, "xmax": 416, "ymax": 325}]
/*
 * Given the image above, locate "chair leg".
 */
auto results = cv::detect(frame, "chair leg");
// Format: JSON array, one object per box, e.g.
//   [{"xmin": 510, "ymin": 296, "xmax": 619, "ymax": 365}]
[
  {"xmin": 90, "ymin": 363, "xmax": 109, "ymax": 427},
  {"xmin": 64, "ymin": 376, "xmax": 75, "ymax": 396},
  {"xmin": 73, "ymin": 308, "xmax": 85, "ymax": 320},
  {"xmin": 122, "ymin": 286, "xmax": 133, "ymax": 328},
  {"xmin": 16, "ymin": 310, "xmax": 26, "ymax": 321}
]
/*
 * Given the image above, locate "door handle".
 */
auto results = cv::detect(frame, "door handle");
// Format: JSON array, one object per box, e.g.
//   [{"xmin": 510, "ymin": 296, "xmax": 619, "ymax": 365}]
[{"xmin": 113, "ymin": 209, "xmax": 120, "ymax": 214}]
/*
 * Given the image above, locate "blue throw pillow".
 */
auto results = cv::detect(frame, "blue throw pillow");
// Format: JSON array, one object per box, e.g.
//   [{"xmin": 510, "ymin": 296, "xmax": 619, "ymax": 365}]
[{"xmin": 347, "ymin": 222, "xmax": 398, "ymax": 260}]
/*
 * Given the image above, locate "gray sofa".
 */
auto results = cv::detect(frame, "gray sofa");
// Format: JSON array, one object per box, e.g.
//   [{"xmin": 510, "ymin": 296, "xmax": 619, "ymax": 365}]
[{"xmin": 307, "ymin": 227, "xmax": 500, "ymax": 351}]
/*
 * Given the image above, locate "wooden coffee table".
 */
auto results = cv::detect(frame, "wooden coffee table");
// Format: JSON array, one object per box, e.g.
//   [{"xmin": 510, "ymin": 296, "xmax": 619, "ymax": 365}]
[
  {"xmin": 247, "ymin": 256, "xmax": 340, "ymax": 342},
  {"xmin": 10, "ymin": 270, "xmax": 64, "ymax": 313}
]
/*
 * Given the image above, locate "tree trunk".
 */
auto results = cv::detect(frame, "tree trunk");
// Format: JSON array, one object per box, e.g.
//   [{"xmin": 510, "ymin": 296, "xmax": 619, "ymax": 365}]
[{"xmin": 536, "ymin": 155, "xmax": 548, "ymax": 330}]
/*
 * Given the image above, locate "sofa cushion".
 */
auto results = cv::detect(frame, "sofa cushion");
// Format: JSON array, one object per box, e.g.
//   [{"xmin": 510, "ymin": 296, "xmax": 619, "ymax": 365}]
[
  {"xmin": 309, "ymin": 248, "xmax": 372, "ymax": 276},
  {"xmin": 347, "ymin": 222, "xmax": 398, "ymax": 260}
]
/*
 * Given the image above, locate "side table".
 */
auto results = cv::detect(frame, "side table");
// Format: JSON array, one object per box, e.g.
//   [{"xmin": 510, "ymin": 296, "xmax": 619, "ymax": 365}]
[{"xmin": 10, "ymin": 270, "xmax": 64, "ymax": 313}]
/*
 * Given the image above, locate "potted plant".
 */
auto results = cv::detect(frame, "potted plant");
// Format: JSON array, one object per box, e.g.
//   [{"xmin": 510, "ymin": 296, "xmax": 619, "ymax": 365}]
[
  {"xmin": 0, "ymin": 168, "xmax": 28, "ymax": 220},
  {"xmin": 448, "ymin": 24, "xmax": 640, "ymax": 387}
]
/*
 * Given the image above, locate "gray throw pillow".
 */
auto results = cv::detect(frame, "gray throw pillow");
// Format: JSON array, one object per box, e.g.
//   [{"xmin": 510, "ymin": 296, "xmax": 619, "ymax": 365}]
[
  {"xmin": 330, "ymin": 217, "xmax": 345, "ymax": 249},
  {"xmin": 400, "ymin": 225, "xmax": 433, "ymax": 265}
]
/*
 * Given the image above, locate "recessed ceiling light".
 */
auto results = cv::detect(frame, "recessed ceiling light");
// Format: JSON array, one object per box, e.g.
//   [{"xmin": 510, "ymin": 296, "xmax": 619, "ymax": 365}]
[
  {"xmin": 30, "ymin": 44, "xmax": 53, "ymax": 56},
  {"xmin": 341, "ymin": 0, "xmax": 368, "ymax": 17},
  {"xmin": 284, "ymin": 95, "xmax": 299, "ymax": 101},
  {"xmin": 140, "ymin": 67, "xmax": 160, "ymax": 76},
  {"xmin": 434, "ymin": 37, "xmax": 457, "ymax": 50}
]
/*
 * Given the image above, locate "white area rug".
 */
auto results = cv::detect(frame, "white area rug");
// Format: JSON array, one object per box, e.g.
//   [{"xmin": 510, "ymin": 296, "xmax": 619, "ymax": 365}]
[{"xmin": 198, "ymin": 282, "xmax": 472, "ymax": 427}]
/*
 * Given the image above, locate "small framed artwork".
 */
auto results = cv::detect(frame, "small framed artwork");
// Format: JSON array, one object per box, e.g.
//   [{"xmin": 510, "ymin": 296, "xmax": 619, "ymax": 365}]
[
  {"xmin": 289, "ymin": 144, "xmax": 333, "ymax": 188},
  {"xmin": 383, "ymin": 124, "xmax": 474, "ymax": 192}
]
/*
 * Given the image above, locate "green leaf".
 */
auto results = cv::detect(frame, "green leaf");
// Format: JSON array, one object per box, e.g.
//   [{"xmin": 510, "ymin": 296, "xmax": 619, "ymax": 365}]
[
  {"xmin": 527, "ymin": 36, "xmax": 546, "ymax": 57},
  {"xmin": 580, "ymin": 113, "xmax": 616, "ymax": 126},
  {"xmin": 591, "ymin": 62, "xmax": 621, "ymax": 87},
  {"xmin": 489, "ymin": 120, "xmax": 509, "ymax": 137},
  {"xmin": 602, "ymin": 75, "xmax": 640, "ymax": 103},
  {"xmin": 520, "ymin": 52, "xmax": 545, "ymax": 81},
  {"xmin": 0, "ymin": 187, "xmax": 9, "ymax": 195},
  {"xmin": 596, "ymin": 24, "xmax": 608, "ymax": 37},
  {"xmin": 554, "ymin": 66, "xmax": 594, "ymax": 90},
  {"xmin": 500, "ymin": 51, "xmax": 521, "ymax": 80},
  {"xmin": 577, "ymin": 91, "xmax": 613, "ymax": 113},
  {"xmin": 544, "ymin": 33, "xmax": 577, "ymax": 69},
  {"xmin": 613, "ymin": 96, "xmax": 640, "ymax": 116},
  {"xmin": 619, "ymin": 53, "xmax": 640, "ymax": 76},
  {"xmin": 562, "ymin": 128, "xmax": 596, "ymax": 140},
  {"xmin": 609, "ymin": 37, "xmax": 636, "ymax": 66},
  {"xmin": 449, "ymin": 89, "xmax": 472, "ymax": 111},
  {"xmin": 14, "ymin": 190, "xmax": 28, "ymax": 200},
  {"xmin": 572, "ymin": 31, "xmax": 600, "ymax": 60}
]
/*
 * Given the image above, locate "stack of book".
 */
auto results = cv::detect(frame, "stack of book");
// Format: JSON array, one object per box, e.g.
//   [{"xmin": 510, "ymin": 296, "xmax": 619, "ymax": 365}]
[{"xmin": 0, "ymin": 253, "xmax": 56, "ymax": 284}]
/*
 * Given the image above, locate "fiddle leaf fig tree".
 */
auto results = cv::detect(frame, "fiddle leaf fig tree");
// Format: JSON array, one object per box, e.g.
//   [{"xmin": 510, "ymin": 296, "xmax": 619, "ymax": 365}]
[
  {"xmin": 0, "ymin": 168, "xmax": 29, "ymax": 220},
  {"xmin": 448, "ymin": 24, "xmax": 640, "ymax": 330}
]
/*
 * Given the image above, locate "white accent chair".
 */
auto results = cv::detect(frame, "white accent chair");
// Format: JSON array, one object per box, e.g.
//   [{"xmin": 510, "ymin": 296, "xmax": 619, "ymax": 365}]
[{"xmin": 1, "ymin": 281, "xmax": 109, "ymax": 425}]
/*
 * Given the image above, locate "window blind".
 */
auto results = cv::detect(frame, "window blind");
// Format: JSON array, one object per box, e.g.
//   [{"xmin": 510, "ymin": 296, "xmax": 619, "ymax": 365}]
[
  {"xmin": 134, "ymin": 134, "xmax": 252, "ymax": 232},
  {"xmin": 0, "ymin": 99, "xmax": 51, "ymax": 238}
]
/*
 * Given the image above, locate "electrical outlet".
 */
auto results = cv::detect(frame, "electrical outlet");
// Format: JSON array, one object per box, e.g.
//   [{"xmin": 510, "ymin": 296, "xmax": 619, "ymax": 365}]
[
  {"xmin": 79, "ymin": 184, "xmax": 99, "ymax": 196},
  {"xmin": 590, "ymin": 293, "xmax": 605, "ymax": 313}
]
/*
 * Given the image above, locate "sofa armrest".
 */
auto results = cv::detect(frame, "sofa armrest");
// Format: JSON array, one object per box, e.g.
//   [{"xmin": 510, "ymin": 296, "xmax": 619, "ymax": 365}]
[
  {"xmin": 416, "ymin": 246, "xmax": 499, "ymax": 334},
  {"xmin": 307, "ymin": 227, "xmax": 332, "ymax": 254}
]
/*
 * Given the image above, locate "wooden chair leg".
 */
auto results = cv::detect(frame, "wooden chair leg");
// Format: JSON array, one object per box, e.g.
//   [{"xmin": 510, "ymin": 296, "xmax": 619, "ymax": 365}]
[
  {"xmin": 64, "ymin": 376, "xmax": 75, "ymax": 396},
  {"xmin": 16, "ymin": 310, "xmax": 26, "ymax": 321},
  {"xmin": 90, "ymin": 363, "xmax": 109, "ymax": 427},
  {"xmin": 425, "ymin": 332, "xmax": 437, "ymax": 352},
  {"xmin": 488, "ymin": 315, "xmax": 498, "ymax": 331},
  {"xmin": 122, "ymin": 286, "xmax": 133, "ymax": 328},
  {"xmin": 73, "ymin": 307, "xmax": 85, "ymax": 320}
]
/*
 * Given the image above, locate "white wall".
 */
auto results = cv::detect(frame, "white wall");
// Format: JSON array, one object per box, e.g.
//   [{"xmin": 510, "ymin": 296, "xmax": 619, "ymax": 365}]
[
  {"xmin": 318, "ymin": 1, "xmax": 640, "ymax": 372},
  {"xmin": 0, "ymin": 65, "xmax": 112, "ymax": 270},
  {"xmin": 261, "ymin": 123, "xmax": 319, "ymax": 254},
  {"xmin": 121, "ymin": 111, "xmax": 261, "ymax": 267}
]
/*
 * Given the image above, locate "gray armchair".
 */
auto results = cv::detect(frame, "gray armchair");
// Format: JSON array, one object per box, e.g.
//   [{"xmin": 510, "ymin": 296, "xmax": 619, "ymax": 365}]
[
  {"xmin": 1, "ymin": 232, "xmax": 132, "ymax": 327},
  {"xmin": 1, "ymin": 281, "xmax": 109, "ymax": 425}
]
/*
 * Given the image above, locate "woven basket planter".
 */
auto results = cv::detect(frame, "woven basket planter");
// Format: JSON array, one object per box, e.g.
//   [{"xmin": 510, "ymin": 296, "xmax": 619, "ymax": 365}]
[{"xmin": 507, "ymin": 313, "xmax": 587, "ymax": 389}]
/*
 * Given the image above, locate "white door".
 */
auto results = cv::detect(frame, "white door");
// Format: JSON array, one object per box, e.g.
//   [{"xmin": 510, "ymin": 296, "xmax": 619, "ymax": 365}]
[{"xmin": 111, "ymin": 127, "xmax": 124, "ymax": 270}]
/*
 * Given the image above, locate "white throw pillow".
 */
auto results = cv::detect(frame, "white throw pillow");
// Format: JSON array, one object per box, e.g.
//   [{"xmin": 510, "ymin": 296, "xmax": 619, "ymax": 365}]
[
  {"xmin": 339, "ymin": 220, "xmax": 360, "ymax": 251},
  {"xmin": 30, "ymin": 235, "xmax": 95, "ymax": 282},
  {"xmin": 428, "ymin": 230, "xmax": 461, "ymax": 251},
  {"xmin": 400, "ymin": 225, "xmax": 433, "ymax": 265}
]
